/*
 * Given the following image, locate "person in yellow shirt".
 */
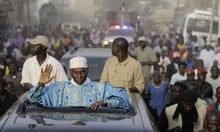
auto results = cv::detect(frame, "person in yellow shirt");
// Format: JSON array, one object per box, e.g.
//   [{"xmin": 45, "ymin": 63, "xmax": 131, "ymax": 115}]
[{"xmin": 100, "ymin": 37, "xmax": 145, "ymax": 94}]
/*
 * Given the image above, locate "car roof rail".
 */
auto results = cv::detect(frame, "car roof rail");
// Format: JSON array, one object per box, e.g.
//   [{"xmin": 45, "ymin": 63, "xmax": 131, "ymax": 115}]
[{"xmin": 16, "ymin": 100, "xmax": 133, "ymax": 114}]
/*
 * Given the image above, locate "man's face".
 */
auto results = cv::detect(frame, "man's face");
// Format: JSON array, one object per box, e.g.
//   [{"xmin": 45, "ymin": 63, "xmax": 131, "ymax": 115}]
[
  {"xmin": 206, "ymin": 115, "xmax": 220, "ymax": 132},
  {"xmin": 173, "ymin": 57, "xmax": 180, "ymax": 63},
  {"xmin": 171, "ymin": 86, "xmax": 182, "ymax": 99},
  {"xmin": 8, "ymin": 63, "xmax": 17, "ymax": 73},
  {"xmin": 211, "ymin": 66, "xmax": 219, "ymax": 78},
  {"xmin": 198, "ymin": 73, "xmax": 206, "ymax": 81},
  {"xmin": 70, "ymin": 68, "xmax": 88, "ymax": 85},
  {"xmin": 30, "ymin": 44, "xmax": 44, "ymax": 56},
  {"xmin": 138, "ymin": 41, "xmax": 147, "ymax": 49},
  {"xmin": 187, "ymin": 73, "xmax": 195, "ymax": 81},
  {"xmin": 178, "ymin": 65, "xmax": 186, "ymax": 75},
  {"xmin": 111, "ymin": 43, "xmax": 120, "ymax": 56},
  {"xmin": 181, "ymin": 102, "xmax": 194, "ymax": 112},
  {"xmin": 196, "ymin": 60, "xmax": 204, "ymax": 68},
  {"xmin": 152, "ymin": 72, "xmax": 162, "ymax": 83}
]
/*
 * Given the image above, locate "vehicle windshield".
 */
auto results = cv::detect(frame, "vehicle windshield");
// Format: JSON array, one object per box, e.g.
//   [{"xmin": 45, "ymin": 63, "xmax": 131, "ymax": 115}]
[
  {"xmin": 106, "ymin": 29, "xmax": 136, "ymax": 37},
  {"xmin": 187, "ymin": 18, "xmax": 219, "ymax": 34}
]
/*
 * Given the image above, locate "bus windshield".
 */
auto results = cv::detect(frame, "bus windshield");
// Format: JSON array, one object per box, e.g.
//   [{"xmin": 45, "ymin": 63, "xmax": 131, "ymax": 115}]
[{"xmin": 187, "ymin": 18, "xmax": 218, "ymax": 34}]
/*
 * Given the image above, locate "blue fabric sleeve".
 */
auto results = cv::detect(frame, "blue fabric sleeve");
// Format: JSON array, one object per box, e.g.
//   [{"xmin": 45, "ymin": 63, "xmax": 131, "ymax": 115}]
[
  {"xmin": 103, "ymin": 83, "xmax": 129, "ymax": 109},
  {"xmin": 26, "ymin": 85, "xmax": 43, "ymax": 103}
]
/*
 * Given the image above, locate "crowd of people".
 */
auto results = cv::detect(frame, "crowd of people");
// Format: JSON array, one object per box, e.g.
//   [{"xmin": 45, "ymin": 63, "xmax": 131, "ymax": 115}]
[
  {"xmin": 0, "ymin": 21, "xmax": 220, "ymax": 131},
  {"xmin": 128, "ymin": 30, "xmax": 220, "ymax": 131}
]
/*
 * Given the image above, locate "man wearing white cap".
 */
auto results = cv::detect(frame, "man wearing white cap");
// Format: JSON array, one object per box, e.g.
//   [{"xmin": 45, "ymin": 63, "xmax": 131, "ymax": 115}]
[
  {"xmin": 20, "ymin": 35, "xmax": 68, "ymax": 91},
  {"xmin": 129, "ymin": 36, "xmax": 157, "ymax": 87},
  {"xmin": 165, "ymin": 51, "xmax": 181, "ymax": 81},
  {"xmin": 26, "ymin": 56, "xmax": 129, "ymax": 110}
]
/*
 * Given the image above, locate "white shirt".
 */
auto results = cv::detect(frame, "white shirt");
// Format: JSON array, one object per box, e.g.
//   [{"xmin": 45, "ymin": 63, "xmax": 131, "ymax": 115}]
[
  {"xmin": 206, "ymin": 75, "xmax": 220, "ymax": 102},
  {"xmin": 199, "ymin": 49, "xmax": 215, "ymax": 69},
  {"xmin": 21, "ymin": 54, "xmax": 68, "ymax": 86},
  {"xmin": 159, "ymin": 56, "xmax": 171, "ymax": 67},
  {"xmin": 170, "ymin": 72, "xmax": 187, "ymax": 85}
]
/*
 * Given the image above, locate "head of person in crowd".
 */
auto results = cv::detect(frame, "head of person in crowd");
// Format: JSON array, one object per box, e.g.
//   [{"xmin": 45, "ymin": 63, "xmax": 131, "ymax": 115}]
[
  {"xmin": 211, "ymin": 60, "xmax": 218, "ymax": 69},
  {"xmin": 179, "ymin": 89, "xmax": 198, "ymax": 113},
  {"xmin": 137, "ymin": 36, "xmax": 148, "ymax": 50},
  {"xmin": 5, "ymin": 82, "xmax": 15, "ymax": 94},
  {"xmin": 204, "ymin": 109, "xmax": 220, "ymax": 132},
  {"xmin": 210, "ymin": 65, "xmax": 220, "ymax": 79},
  {"xmin": 187, "ymin": 81, "xmax": 199, "ymax": 93},
  {"xmin": 69, "ymin": 56, "xmax": 88, "ymax": 85},
  {"xmin": 195, "ymin": 59, "xmax": 204, "ymax": 69},
  {"xmin": 178, "ymin": 61, "xmax": 187, "ymax": 76},
  {"xmin": 197, "ymin": 67, "xmax": 208, "ymax": 82},
  {"xmin": 191, "ymin": 52, "xmax": 198, "ymax": 62},
  {"xmin": 0, "ymin": 79, "xmax": 17, "ymax": 116},
  {"xmin": 185, "ymin": 52, "xmax": 193, "ymax": 62},
  {"xmin": 170, "ymin": 82, "xmax": 186, "ymax": 103},
  {"xmin": 27, "ymin": 35, "xmax": 48, "ymax": 56},
  {"xmin": 152, "ymin": 71, "xmax": 162, "ymax": 85},
  {"xmin": 8, "ymin": 62, "xmax": 19, "ymax": 75},
  {"xmin": 172, "ymin": 51, "xmax": 181, "ymax": 63},
  {"xmin": 186, "ymin": 68, "xmax": 195, "ymax": 81},
  {"xmin": 112, "ymin": 37, "xmax": 129, "ymax": 62},
  {"xmin": 205, "ymin": 43, "xmax": 213, "ymax": 51},
  {"xmin": 186, "ymin": 44, "xmax": 193, "ymax": 52}
]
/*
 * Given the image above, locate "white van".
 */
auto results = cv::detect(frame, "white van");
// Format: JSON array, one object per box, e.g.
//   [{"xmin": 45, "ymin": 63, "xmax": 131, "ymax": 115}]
[
  {"xmin": 61, "ymin": 22, "xmax": 81, "ymax": 34},
  {"xmin": 181, "ymin": 10, "xmax": 220, "ymax": 46}
]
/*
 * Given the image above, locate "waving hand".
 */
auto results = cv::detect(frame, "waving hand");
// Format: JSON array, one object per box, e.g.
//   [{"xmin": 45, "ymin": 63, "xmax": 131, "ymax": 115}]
[{"xmin": 38, "ymin": 64, "xmax": 53, "ymax": 87}]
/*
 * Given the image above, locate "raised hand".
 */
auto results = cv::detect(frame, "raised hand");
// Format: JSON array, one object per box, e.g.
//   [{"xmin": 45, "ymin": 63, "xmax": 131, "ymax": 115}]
[{"xmin": 38, "ymin": 64, "xmax": 53, "ymax": 87}]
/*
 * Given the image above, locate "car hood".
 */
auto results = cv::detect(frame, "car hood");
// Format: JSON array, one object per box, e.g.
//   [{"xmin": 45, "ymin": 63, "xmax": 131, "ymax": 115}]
[{"xmin": 103, "ymin": 36, "xmax": 134, "ymax": 43}]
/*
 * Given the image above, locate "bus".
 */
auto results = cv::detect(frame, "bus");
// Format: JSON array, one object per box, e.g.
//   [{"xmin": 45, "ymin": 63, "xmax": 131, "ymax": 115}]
[{"xmin": 181, "ymin": 10, "xmax": 220, "ymax": 45}]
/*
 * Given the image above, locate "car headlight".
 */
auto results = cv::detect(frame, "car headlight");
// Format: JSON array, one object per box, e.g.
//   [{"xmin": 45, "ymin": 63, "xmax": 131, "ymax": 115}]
[{"xmin": 103, "ymin": 40, "xmax": 109, "ymax": 46}]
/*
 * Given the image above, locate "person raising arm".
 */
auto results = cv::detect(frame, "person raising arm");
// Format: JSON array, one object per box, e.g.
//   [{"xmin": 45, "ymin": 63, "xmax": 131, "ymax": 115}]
[{"xmin": 27, "ymin": 56, "xmax": 129, "ymax": 110}]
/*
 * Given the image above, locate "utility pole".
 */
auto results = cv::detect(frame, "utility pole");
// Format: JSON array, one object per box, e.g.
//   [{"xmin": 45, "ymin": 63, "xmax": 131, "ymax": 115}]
[
  {"xmin": 26, "ymin": 0, "xmax": 31, "ymax": 27},
  {"xmin": 213, "ymin": 0, "xmax": 219, "ymax": 16},
  {"xmin": 60, "ymin": 0, "xmax": 64, "ymax": 24},
  {"xmin": 209, "ymin": 0, "xmax": 217, "ymax": 44}
]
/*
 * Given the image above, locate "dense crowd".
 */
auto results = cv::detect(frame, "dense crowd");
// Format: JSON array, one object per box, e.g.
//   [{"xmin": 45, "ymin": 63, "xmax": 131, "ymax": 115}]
[{"xmin": 0, "ymin": 21, "xmax": 220, "ymax": 131}]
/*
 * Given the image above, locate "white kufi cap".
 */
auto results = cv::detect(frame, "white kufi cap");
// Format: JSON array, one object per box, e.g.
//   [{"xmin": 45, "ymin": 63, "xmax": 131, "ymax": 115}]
[
  {"xmin": 69, "ymin": 56, "xmax": 88, "ymax": 69},
  {"xmin": 138, "ymin": 36, "xmax": 147, "ymax": 42}
]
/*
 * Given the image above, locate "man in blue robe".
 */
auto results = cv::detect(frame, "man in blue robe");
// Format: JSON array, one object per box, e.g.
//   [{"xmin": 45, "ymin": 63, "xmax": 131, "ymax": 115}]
[{"xmin": 27, "ymin": 56, "xmax": 129, "ymax": 110}]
